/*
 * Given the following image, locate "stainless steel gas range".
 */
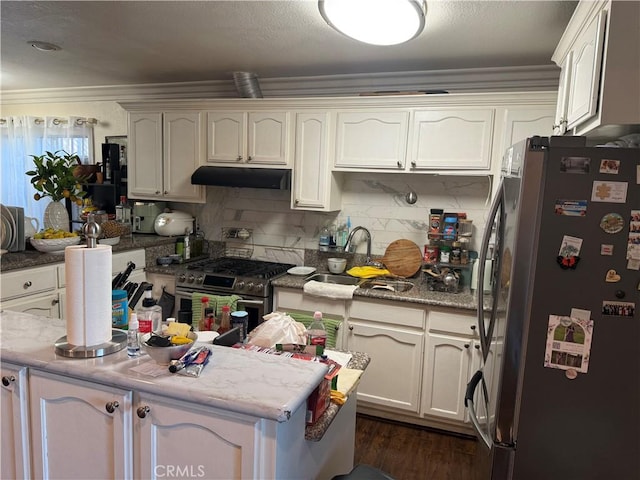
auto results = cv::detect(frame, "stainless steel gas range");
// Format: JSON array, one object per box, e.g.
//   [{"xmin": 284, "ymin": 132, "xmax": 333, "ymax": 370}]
[{"xmin": 174, "ymin": 257, "xmax": 294, "ymax": 332}]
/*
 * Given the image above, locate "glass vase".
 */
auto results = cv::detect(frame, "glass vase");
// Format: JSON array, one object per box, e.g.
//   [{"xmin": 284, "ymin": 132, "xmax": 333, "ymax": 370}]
[{"xmin": 43, "ymin": 201, "xmax": 70, "ymax": 232}]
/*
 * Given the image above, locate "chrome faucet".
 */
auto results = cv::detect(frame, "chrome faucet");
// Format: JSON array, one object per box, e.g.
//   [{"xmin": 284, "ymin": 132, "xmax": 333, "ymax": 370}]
[{"xmin": 344, "ymin": 226, "xmax": 381, "ymax": 267}]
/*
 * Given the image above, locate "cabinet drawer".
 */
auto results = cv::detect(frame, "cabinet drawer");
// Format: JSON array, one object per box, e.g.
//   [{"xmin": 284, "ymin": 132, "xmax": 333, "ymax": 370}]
[
  {"xmin": 112, "ymin": 249, "xmax": 146, "ymax": 275},
  {"xmin": 349, "ymin": 299, "xmax": 424, "ymax": 329},
  {"xmin": 274, "ymin": 288, "xmax": 345, "ymax": 316},
  {"xmin": 427, "ymin": 309, "xmax": 477, "ymax": 336},
  {"xmin": 1, "ymin": 266, "xmax": 57, "ymax": 301}
]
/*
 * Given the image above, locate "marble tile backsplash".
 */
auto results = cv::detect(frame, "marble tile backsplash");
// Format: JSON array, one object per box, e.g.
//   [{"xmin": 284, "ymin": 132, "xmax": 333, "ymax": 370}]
[{"xmin": 175, "ymin": 173, "xmax": 492, "ymax": 265}]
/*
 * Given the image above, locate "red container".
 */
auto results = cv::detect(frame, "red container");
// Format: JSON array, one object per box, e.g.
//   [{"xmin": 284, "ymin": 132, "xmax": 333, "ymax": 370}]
[{"xmin": 424, "ymin": 244, "xmax": 439, "ymax": 264}]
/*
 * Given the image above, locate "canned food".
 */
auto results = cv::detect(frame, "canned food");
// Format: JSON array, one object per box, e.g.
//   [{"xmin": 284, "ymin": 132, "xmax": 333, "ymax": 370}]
[{"xmin": 424, "ymin": 244, "xmax": 439, "ymax": 264}]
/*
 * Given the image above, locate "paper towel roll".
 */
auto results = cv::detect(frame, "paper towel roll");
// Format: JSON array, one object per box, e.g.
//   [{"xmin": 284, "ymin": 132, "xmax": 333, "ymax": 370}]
[{"xmin": 65, "ymin": 245, "xmax": 112, "ymax": 346}]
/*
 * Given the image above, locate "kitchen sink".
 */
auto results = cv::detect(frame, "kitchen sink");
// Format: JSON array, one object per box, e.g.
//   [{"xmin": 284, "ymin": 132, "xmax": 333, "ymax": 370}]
[
  {"xmin": 305, "ymin": 273, "xmax": 361, "ymax": 286},
  {"xmin": 358, "ymin": 279, "xmax": 414, "ymax": 293}
]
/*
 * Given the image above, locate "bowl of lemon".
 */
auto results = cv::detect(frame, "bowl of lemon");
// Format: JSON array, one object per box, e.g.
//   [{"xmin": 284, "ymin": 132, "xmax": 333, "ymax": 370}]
[{"xmin": 30, "ymin": 228, "xmax": 81, "ymax": 253}]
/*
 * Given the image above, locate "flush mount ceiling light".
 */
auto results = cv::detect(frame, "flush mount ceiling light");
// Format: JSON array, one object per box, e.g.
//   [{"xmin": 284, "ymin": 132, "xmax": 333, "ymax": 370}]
[
  {"xmin": 319, "ymin": 0, "xmax": 426, "ymax": 46},
  {"xmin": 29, "ymin": 41, "xmax": 61, "ymax": 52}
]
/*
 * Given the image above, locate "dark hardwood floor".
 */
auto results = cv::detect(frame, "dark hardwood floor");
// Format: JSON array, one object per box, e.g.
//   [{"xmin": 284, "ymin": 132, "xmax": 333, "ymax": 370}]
[{"xmin": 353, "ymin": 414, "xmax": 477, "ymax": 480}]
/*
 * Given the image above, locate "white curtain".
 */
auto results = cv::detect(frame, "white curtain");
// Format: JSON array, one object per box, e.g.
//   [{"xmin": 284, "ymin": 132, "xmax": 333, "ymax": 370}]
[{"xmin": 0, "ymin": 116, "xmax": 95, "ymax": 225}]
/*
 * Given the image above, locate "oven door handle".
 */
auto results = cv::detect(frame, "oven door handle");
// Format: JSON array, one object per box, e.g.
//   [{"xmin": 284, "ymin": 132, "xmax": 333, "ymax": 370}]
[{"xmin": 237, "ymin": 299, "xmax": 265, "ymax": 307}]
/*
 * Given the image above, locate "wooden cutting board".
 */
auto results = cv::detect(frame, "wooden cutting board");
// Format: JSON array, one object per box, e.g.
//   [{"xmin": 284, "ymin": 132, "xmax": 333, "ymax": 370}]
[{"xmin": 382, "ymin": 239, "xmax": 423, "ymax": 278}]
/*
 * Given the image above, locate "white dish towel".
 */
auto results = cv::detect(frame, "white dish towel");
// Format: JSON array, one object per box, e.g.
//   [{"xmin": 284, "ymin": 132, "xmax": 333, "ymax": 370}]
[{"xmin": 303, "ymin": 280, "xmax": 358, "ymax": 300}]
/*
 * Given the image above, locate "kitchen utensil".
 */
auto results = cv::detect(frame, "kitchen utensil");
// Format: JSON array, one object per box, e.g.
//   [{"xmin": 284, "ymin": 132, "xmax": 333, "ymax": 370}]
[
  {"xmin": 327, "ymin": 257, "xmax": 347, "ymax": 274},
  {"xmin": 405, "ymin": 191, "xmax": 418, "ymax": 204},
  {"xmin": 154, "ymin": 211, "xmax": 194, "ymax": 236},
  {"xmin": 112, "ymin": 261, "xmax": 135, "ymax": 290},
  {"xmin": 140, "ymin": 332, "xmax": 198, "ymax": 365},
  {"xmin": 381, "ymin": 239, "xmax": 423, "ymax": 277},
  {"xmin": 24, "ymin": 216, "xmax": 39, "ymax": 238}
]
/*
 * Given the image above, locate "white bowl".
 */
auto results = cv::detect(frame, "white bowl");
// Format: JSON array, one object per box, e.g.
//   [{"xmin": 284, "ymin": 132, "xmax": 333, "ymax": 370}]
[
  {"xmin": 30, "ymin": 236, "xmax": 81, "ymax": 254},
  {"xmin": 98, "ymin": 236, "xmax": 120, "ymax": 246},
  {"xmin": 328, "ymin": 257, "xmax": 347, "ymax": 274},
  {"xmin": 140, "ymin": 332, "xmax": 198, "ymax": 365}
]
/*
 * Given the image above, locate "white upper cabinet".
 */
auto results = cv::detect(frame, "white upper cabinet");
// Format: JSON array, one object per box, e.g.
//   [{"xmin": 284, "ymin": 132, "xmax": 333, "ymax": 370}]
[
  {"xmin": 409, "ymin": 109, "xmax": 495, "ymax": 170},
  {"xmin": 552, "ymin": 0, "xmax": 640, "ymax": 136},
  {"xmin": 334, "ymin": 111, "xmax": 410, "ymax": 170},
  {"xmin": 291, "ymin": 112, "xmax": 342, "ymax": 211},
  {"xmin": 207, "ymin": 111, "xmax": 291, "ymax": 167},
  {"xmin": 128, "ymin": 111, "xmax": 205, "ymax": 203},
  {"xmin": 565, "ymin": 10, "xmax": 606, "ymax": 130}
]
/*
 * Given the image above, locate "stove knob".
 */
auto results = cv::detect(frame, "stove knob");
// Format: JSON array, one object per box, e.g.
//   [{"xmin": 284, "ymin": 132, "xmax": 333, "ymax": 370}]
[
  {"xmin": 196, "ymin": 276, "xmax": 204, "ymax": 284},
  {"xmin": 178, "ymin": 274, "xmax": 186, "ymax": 283},
  {"xmin": 187, "ymin": 275, "xmax": 195, "ymax": 284},
  {"xmin": 246, "ymin": 282, "xmax": 254, "ymax": 292},
  {"xmin": 235, "ymin": 281, "xmax": 245, "ymax": 290},
  {"xmin": 253, "ymin": 283, "xmax": 264, "ymax": 293}
]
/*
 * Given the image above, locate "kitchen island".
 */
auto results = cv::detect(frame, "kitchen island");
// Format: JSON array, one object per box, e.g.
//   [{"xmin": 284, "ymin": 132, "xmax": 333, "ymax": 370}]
[{"xmin": 0, "ymin": 310, "xmax": 363, "ymax": 479}]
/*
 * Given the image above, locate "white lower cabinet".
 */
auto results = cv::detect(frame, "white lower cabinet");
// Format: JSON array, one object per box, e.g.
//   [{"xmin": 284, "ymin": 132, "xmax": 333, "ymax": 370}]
[
  {"xmin": 135, "ymin": 393, "xmax": 263, "ymax": 479},
  {"xmin": 421, "ymin": 309, "xmax": 480, "ymax": 423},
  {"xmin": 1, "ymin": 291, "xmax": 61, "ymax": 318},
  {"xmin": 346, "ymin": 299, "xmax": 424, "ymax": 413},
  {"xmin": 1, "ymin": 363, "xmax": 30, "ymax": 480},
  {"xmin": 29, "ymin": 370, "xmax": 133, "ymax": 479}
]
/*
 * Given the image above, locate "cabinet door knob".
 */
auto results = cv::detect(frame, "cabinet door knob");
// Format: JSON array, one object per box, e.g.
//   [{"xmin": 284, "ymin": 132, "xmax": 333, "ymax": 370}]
[
  {"xmin": 52, "ymin": 299, "xmax": 59, "ymax": 306},
  {"xmin": 2, "ymin": 375, "xmax": 16, "ymax": 387},
  {"xmin": 470, "ymin": 325, "xmax": 476, "ymax": 330},
  {"xmin": 23, "ymin": 281, "xmax": 32, "ymax": 289},
  {"xmin": 237, "ymin": 155, "xmax": 243, "ymax": 162},
  {"xmin": 155, "ymin": 190, "xmax": 161, "ymax": 195},
  {"xmin": 464, "ymin": 344, "xmax": 470, "ymax": 349},
  {"xmin": 411, "ymin": 161, "xmax": 417, "ymax": 168},
  {"xmin": 105, "ymin": 401, "xmax": 119, "ymax": 413},
  {"xmin": 137, "ymin": 406, "xmax": 151, "ymax": 418},
  {"xmin": 396, "ymin": 161, "xmax": 403, "ymax": 168},
  {"xmin": 348, "ymin": 325, "xmax": 354, "ymax": 331},
  {"xmin": 474, "ymin": 344, "xmax": 481, "ymax": 350},
  {"xmin": 247, "ymin": 156, "xmax": 253, "ymax": 162},
  {"xmin": 294, "ymin": 199, "xmax": 299, "ymax": 205}
]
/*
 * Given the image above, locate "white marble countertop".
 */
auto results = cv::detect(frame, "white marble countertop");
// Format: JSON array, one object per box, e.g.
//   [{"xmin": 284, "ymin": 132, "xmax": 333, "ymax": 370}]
[{"xmin": 0, "ymin": 310, "xmax": 327, "ymax": 422}]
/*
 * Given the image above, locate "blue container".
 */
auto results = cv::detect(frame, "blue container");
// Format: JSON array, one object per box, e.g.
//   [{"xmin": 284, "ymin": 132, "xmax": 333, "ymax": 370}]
[{"xmin": 112, "ymin": 289, "xmax": 129, "ymax": 329}]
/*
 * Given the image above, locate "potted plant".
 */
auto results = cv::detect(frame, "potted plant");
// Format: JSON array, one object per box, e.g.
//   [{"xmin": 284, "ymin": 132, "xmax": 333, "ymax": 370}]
[{"xmin": 26, "ymin": 150, "xmax": 88, "ymax": 231}]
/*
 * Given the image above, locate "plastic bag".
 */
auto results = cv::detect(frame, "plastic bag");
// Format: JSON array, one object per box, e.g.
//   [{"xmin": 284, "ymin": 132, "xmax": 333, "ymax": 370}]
[{"xmin": 247, "ymin": 312, "xmax": 307, "ymax": 348}]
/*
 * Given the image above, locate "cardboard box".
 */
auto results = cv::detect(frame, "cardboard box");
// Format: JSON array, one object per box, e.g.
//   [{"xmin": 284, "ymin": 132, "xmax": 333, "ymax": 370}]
[{"xmin": 306, "ymin": 359, "xmax": 341, "ymax": 425}]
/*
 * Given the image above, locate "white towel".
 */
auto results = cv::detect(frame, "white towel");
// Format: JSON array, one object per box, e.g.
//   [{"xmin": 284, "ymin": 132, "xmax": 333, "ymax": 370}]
[{"xmin": 303, "ymin": 280, "xmax": 358, "ymax": 300}]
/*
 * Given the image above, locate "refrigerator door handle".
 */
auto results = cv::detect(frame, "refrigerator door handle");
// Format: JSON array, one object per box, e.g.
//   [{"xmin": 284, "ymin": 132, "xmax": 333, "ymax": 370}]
[
  {"xmin": 477, "ymin": 180, "xmax": 505, "ymax": 357},
  {"xmin": 465, "ymin": 370, "xmax": 493, "ymax": 449}
]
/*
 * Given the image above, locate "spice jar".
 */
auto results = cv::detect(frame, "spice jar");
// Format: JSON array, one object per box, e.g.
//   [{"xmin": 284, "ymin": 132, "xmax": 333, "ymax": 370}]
[
  {"xmin": 451, "ymin": 242, "xmax": 462, "ymax": 265},
  {"xmin": 439, "ymin": 245, "xmax": 451, "ymax": 263}
]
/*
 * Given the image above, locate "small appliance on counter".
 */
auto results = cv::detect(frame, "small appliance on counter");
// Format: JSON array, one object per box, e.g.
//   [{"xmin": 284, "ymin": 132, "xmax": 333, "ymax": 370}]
[
  {"xmin": 132, "ymin": 201, "xmax": 166, "ymax": 233},
  {"xmin": 154, "ymin": 211, "xmax": 194, "ymax": 237}
]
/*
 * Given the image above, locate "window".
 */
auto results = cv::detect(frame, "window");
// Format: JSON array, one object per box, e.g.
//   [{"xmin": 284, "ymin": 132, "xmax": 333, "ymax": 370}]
[{"xmin": 0, "ymin": 116, "xmax": 94, "ymax": 225}]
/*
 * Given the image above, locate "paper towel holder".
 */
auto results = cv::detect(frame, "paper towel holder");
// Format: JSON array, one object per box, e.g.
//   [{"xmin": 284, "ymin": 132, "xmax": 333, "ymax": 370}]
[{"xmin": 55, "ymin": 330, "xmax": 127, "ymax": 358}]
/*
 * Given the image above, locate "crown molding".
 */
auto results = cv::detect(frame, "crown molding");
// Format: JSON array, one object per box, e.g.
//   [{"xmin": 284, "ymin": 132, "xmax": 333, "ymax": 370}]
[{"xmin": 0, "ymin": 65, "xmax": 559, "ymax": 105}]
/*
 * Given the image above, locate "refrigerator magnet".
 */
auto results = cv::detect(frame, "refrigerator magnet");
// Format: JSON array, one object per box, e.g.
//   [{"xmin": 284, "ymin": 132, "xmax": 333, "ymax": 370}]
[
  {"xmin": 600, "ymin": 213, "xmax": 624, "ymax": 234},
  {"xmin": 554, "ymin": 199, "xmax": 587, "ymax": 216},
  {"xmin": 565, "ymin": 369, "xmax": 578, "ymax": 380},
  {"xmin": 602, "ymin": 301, "xmax": 635, "ymax": 316},
  {"xmin": 599, "ymin": 159, "xmax": 620, "ymax": 174},
  {"xmin": 591, "ymin": 181, "xmax": 628, "ymax": 203},
  {"xmin": 560, "ymin": 156, "xmax": 590, "ymax": 173},
  {"xmin": 544, "ymin": 315, "xmax": 593, "ymax": 374},
  {"xmin": 600, "ymin": 244, "xmax": 614, "ymax": 255},
  {"xmin": 605, "ymin": 269, "xmax": 621, "ymax": 282}
]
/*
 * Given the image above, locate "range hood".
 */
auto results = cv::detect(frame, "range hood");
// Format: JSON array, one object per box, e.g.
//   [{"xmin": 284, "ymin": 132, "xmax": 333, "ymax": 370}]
[{"xmin": 191, "ymin": 166, "xmax": 291, "ymax": 190}]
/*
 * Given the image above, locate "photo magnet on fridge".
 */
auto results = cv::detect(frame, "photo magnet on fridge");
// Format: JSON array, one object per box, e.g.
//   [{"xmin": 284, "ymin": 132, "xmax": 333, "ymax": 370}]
[
  {"xmin": 599, "ymin": 159, "xmax": 620, "ymax": 174},
  {"xmin": 591, "ymin": 181, "xmax": 628, "ymax": 203},
  {"xmin": 554, "ymin": 200, "xmax": 587, "ymax": 216},
  {"xmin": 544, "ymin": 315, "xmax": 593, "ymax": 374}
]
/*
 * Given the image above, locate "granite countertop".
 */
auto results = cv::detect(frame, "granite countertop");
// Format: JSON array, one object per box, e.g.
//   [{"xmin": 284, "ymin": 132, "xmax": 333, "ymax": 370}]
[
  {"xmin": 1, "ymin": 235, "xmax": 175, "ymax": 272},
  {"xmin": 0, "ymin": 310, "xmax": 328, "ymax": 422},
  {"xmin": 272, "ymin": 271, "xmax": 481, "ymax": 311}
]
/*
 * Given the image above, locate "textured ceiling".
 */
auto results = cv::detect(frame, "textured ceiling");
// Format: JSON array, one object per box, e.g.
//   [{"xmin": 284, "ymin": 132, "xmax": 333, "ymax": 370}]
[{"xmin": 0, "ymin": 0, "xmax": 577, "ymax": 91}]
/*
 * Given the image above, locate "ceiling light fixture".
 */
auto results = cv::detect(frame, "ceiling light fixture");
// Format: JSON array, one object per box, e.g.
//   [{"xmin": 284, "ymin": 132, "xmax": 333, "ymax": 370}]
[
  {"xmin": 29, "ymin": 41, "xmax": 61, "ymax": 52},
  {"xmin": 319, "ymin": 0, "xmax": 426, "ymax": 46}
]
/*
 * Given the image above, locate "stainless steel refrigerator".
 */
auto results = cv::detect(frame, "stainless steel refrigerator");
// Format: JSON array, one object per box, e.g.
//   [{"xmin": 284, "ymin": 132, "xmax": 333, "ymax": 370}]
[{"xmin": 465, "ymin": 136, "xmax": 640, "ymax": 480}]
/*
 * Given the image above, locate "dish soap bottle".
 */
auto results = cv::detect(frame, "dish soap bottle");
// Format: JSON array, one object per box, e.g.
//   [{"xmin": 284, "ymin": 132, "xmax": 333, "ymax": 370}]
[
  {"xmin": 307, "ymin": 311, "xmax": 327, "ymax": 348},
  {"xmin": 137, "ymin": 286, "xmax": 163, "ymax": 334}
]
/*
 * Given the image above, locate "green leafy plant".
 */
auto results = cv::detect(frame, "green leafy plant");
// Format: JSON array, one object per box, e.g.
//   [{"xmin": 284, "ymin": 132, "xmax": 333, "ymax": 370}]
[{"xmin": 26, "ymin": 150, "xmax": 88, "ymax": 205}]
